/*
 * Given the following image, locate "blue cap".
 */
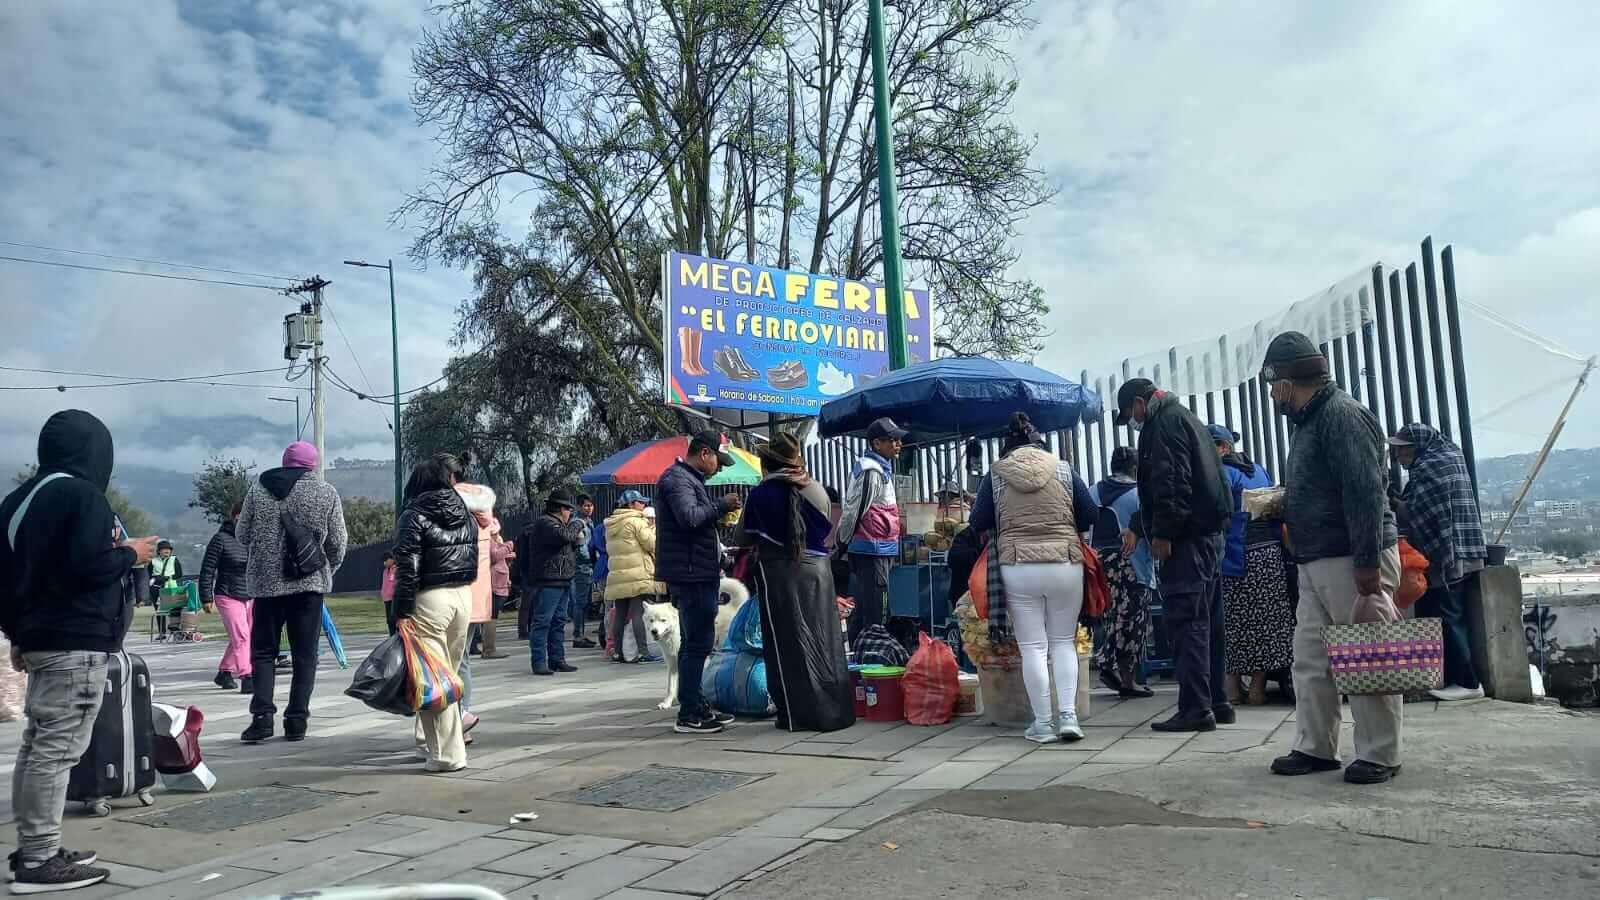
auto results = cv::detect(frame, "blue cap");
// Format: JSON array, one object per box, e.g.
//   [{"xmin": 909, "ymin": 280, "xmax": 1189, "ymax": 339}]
[
  {"xmin": 619, "ymin": 489, "xmax": 647, "ymax": 506},
  {"xmin": 1207, "ymin": 424, "xmax": 1240, "ymax": 445}
]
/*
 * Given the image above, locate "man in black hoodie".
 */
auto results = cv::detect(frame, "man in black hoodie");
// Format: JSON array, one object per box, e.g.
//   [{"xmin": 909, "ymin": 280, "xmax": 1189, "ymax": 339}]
[
  {"xmin": 0, "ymin": 410, "xmax": 158, "ymax": 893},
  {"xmin": 1116, "ymin": 378, "xmax": 1234, "ymax": 733}
]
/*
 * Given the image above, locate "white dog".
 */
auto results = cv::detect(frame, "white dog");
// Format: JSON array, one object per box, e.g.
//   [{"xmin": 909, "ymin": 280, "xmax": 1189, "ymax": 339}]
[{"xmin": 644, "ymin": 577, "xmax": 750, "ymax": 710}]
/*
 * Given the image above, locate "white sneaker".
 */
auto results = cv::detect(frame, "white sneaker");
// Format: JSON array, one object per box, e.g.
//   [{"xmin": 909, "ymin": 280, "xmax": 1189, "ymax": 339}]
[
  {"xmin": 1056, "ymin": 713, "xmax": 1084, "ymax": 742},
  {"xmin": 1023, "ymin": 721, "xmax": 1059, "ymax": 744},
  {"xmin": 424, "ymin": 760, "xmax": 467, "ymax": 774},
  {"xmin": 1428, "ymin": 684, "xmax": 1486, "ymax": 702}
]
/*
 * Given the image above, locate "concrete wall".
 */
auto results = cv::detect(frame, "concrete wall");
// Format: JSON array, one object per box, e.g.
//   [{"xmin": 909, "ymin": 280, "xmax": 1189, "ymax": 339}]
[
  {"xmin": 1521, "ymin": 588, "xmax": 1600, "ymax": 708},
  {"xmin": 1468, "ymin": 564, "xmax": 1534, "ymax": 703}
]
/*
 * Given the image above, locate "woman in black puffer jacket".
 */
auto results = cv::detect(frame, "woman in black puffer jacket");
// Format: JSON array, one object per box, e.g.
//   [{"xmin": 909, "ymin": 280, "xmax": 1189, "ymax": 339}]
[
  {"xmin": 392, "ymin": 456, "xmax": 479, "ymax": 773},
  {"xmin": 201, "ymin": 501, "xmax": 254, "ymax": 693}
]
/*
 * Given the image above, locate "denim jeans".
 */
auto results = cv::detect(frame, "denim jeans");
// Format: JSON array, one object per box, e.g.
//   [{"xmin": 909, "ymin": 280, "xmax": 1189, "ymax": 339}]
[
  {"xmin": 14, "ymin": 651, "xmax": 108, "ymax": 864},
  {"xmin": 528, "ymin": 584, "xmax": 571, "ymax": 671},
  {"xmin": 1417, "ymin": 576, "xmax": 1481, "ymax": 690},
  {"xmin": 1158, "ymin": 535, "xmax": 1224, "ymax": 718},
  {"xmin": 669, "ymin": 581, "xmax": 721, "ymax": 718},
  {"xmin": 250, "ymin": 592, "xmax": 324, "ymax": 729},
  {"xmin": 570, "ymin": 571, "xmax": 593, "ymax": 640}
]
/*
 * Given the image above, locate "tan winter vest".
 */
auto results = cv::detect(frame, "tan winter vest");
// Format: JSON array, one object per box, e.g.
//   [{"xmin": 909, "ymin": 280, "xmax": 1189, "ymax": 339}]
[{"xmin": 991, "ymin": 446, "xmax": 1084, "ymax": 566}]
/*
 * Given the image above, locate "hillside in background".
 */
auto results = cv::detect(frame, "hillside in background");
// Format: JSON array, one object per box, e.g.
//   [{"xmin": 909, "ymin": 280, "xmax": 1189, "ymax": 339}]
[{"xmin": 1476, "ymin": 447, "xmax": 1600, "ymax": 507}]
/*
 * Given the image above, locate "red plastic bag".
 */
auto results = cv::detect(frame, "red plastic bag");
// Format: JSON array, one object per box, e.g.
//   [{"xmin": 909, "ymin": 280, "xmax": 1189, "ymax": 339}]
[
  {"xmin": 1080, "ymin": 545, "xmax": 1111, "ymax": 621},
  {"xmin": 1395, "ymin": 538, "xmax": 1429, "ymax": 609},
  {"xmin": 902, "ymin": 632, "xmax": 959, "ymax": 725}
]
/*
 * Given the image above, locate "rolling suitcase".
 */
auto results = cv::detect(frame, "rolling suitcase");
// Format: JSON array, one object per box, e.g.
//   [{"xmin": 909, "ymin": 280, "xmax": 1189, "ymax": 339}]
[{"xmin": 67, "ymin": 651, "xmax": 157, "ymax": 816}]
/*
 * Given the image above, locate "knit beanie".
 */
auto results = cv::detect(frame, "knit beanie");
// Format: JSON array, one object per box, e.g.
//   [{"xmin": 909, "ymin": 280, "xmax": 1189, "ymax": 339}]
[
  {"xmin": 282, "ymin": 441, "xmax": 319, "ymax": 470},
  {"xmin": 1260, "ymin": 331, "xmax": 1330, "ymax": 383}
]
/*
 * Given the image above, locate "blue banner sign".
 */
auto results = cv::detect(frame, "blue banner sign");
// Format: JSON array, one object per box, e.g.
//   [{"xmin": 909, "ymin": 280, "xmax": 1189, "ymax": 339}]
[{"xmin": 662, "ymin": 251, "xmax": 934, "ymax": 416}]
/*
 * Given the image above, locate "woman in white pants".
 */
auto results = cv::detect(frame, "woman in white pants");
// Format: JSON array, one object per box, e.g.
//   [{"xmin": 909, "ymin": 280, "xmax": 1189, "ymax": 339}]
[{"xmin": 969, "ymin": 413, "xmax": 1099, "ymax": 743}]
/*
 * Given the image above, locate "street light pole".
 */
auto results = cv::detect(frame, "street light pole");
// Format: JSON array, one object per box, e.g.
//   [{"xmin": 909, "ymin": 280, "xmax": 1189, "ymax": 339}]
[
  {"xmin": 344, "ymin": 259, "xmax": 404, "ymax": 521},
  {"xmin": 868, "ymin": 0, "xmax": 909, "ymax": 371}
]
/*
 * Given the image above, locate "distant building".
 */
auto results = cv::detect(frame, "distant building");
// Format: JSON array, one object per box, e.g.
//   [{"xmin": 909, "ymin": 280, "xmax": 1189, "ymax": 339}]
[{"xmin": 1534, "ymin": 499, "xmax": 1583, "ymax": 519}]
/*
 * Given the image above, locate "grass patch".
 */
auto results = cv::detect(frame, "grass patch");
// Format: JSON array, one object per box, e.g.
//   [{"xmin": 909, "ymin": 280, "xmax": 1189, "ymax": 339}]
[{"xmin": 126, "ymin": 594, "xmax": 392, "ymax": 644}]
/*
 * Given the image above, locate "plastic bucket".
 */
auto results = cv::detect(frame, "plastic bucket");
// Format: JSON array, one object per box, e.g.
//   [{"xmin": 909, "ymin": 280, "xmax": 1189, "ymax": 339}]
[
  {"xmin": 1486, "ymin": 544, "xmax": 1508, "ymax": 567},
  {"xmin": 954, "ymin": 673, "xmax": 982, "ymax": 717},
  {"xmin": 849, "ymin": 664, "xmax": 868, "ymax": 718},
  {"xmin": 861, "ymin": 665, "xmax": 906, "ymax": 722}
]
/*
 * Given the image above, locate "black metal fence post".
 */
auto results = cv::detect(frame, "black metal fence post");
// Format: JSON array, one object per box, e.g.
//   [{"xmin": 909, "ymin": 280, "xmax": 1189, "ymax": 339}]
[
  {"xmin": 1441, "ymin": 245, "xmax": 1479, "ymax": 493},
  {"xmin": 1405, "ymin": 263, "xmax": 1433, "ymax": 425},
  {"xmin": 1422, "ymin": 236, "xmax": 1453, "ymax": 439},
  {"xmin": 1389, "ymin": 269, "xmax": 1415, "ymax": 426}
]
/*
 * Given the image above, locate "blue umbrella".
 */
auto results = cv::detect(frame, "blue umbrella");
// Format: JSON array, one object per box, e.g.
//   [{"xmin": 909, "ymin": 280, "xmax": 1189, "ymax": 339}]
[
  {"xmin": 321, "ymin": 605, "xmax": 349, "ymax": 669},
  {"xmin": 818, "ymin": 356, "xmax": 1103, "ymax": 443}
]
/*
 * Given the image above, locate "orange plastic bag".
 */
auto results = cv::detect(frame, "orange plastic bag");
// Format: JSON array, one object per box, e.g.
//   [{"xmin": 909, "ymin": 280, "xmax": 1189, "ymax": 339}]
[
  {"xmin": 1080, "ymin": 545, "xmax": 1110, "ymax": 620},
  {"xmin": 902, "ymin": 632, "xmax": 960, "ymax": 725},
  {"xmin": 1395, "ymin": 538, "xmax": 1429, "ymax": 609},
  {"xmin": 968, "ymin": 539, "xmax": 990, "ymax": 618}
]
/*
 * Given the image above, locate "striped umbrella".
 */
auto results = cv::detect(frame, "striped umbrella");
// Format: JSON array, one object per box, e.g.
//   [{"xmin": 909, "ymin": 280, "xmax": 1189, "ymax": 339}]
[{"xmin": 579, "ymin": 436, "xmax": 762, "ymax": 486}]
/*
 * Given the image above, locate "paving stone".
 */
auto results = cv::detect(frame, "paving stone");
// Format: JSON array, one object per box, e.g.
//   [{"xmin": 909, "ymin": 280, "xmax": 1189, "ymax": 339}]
[
  {"xmin": 463, "ymin": 757, "xmax": 566, "ymax": 782},
  {"xmin": 761, "ymin": 843, "xmax": 823, "ymax": 872},
  {"xmin": 363, "ymin": 819, "xmax": 504, "ymax": 857},
  {"xmin": 1085, "ymin": 699, "xmax": 1175, "ymax": 726},
  {"xmin": 1089, "ymin": 737, "xmax": 1186, "ymax": 764},
  {"xmin": 995, "ymin": 753, "xmax": 1089, "ymax": 779},
  {"xmin": 1048, "ymin": 762, "xmax": 1151, "ymax": 784},
  {"xmin": 100, "ymin": 860, "xmax": 166, "ymax": 887},
  {"xmin": 621, "ymin": 844, "xmax": 702, "ymax": 862},
  {"xmin": 346, "ymin": 836, "xmax": 528, "ymax": 883},
  {"xmin": 917, "ymin": 729, "xmax": 997, "ymax": 748},
  {"xmin": 793, "ymin": 774, "xmax": 909, "ymax": 808},
  {"xmin": 602, "ymin": 890, "xmax": 709, "ymax": 900},
  {"xmin": 211, "ymin": 852, "xmax": 399, "ymax": 900},
  {"xmin": 781, "ymin": 740, "xmax": 860, "ymax": 756},
  {"xmin": 1186, "ymin": 728, "xmax": 1274, "ymax": 753},
  {"xmin": 507, "ymin": 854, "xmax": 669, "ymax": 900},
  {"xmin": 482, "ymin": 834, "xmax": 637, "ymax": 879},
  {"xmin": 740, "ymin": 805, "xmax": 844, "ymax": 838},
  {"xmin": 802, "ymin": 827, "xmax": 860, "ymax": 842},
  {"xmin": 693, "ymin": 835, "xmax": 733, "ymax": 850},
  {"xmin": 968, "ymin": 772, "xmax": 1055, "ymax": 791},
  {"xmin": 952, "ymin": 740, "xmax": 1035, "ymax": 764},
  {"xmin": 823, "ymin": 789, "xmax": 945, "ymax": 829},
  {"xmin": 636, "ymin": 836, "xmax": 807, "ymax": 896},
  {"xmin": 897, "ymin": 759, "xmax": 1005, "ymax": 790},
  {"xmin": 458, "ymin": 868, "xmax": 539, "ymax": 895},
  {"xmin": 492, "ymin": 828, "xmax": 567, "ymax": 844},
  {"xmin": 113, "ymin": 866, "xmax": 276, "ymax": 900},
  {"xmin": 1028, "ymin": 726, "xmax": 1129, "ymax": 752},
  {"xmin": 728, "ymin": 728, "xmax": 813, "ymax": 753},
  {"xmin": 848, "ymin": 726, "xmax": 946, "ymax": 758},
  {"xmin": 875, "ymin": 744, "xmax": 968, "ymax": 775},
  {"xmin": 232, "ymin": 823, "xmax": 416, "ymax": 873}
]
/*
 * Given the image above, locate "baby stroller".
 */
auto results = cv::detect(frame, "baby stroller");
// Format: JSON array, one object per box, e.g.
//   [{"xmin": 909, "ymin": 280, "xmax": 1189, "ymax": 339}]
[{"xmin": 151, "ymin": 579, "xmax": 205, "ymax": 643}]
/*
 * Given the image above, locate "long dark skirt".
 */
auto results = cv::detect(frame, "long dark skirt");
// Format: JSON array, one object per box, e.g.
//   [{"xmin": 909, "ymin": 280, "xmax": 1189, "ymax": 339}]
[
  {"xmin": 1223, "ymin": 541, "xmax": 1296, "ymax": 674},
  {"xmin": 753, "ymin": 553, "xmax": 856, "ymax": 733},
  {"xmin": 1093, "ymin": 547, "xmax": 1152, "ymax": 677}
]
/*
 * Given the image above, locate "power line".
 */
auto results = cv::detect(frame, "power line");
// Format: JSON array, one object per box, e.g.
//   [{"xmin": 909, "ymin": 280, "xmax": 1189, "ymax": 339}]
[
  {"xmin": 0, "ymin": 254, "xmax": 286, "ymax": 291},
  {"xmin": 0, "ymin": 364, "xmax": 287, "ymax": 381},
  {"xmin": 0, "ymin": 379, "xmax": 311, "ymax": 392},
  {"xmin": 319, "ymin": 294, "xmax": 391, "ymax": 430},
  {"xmin": 0, "ymin": 239, "xmax": 297, "ymax": 282}
]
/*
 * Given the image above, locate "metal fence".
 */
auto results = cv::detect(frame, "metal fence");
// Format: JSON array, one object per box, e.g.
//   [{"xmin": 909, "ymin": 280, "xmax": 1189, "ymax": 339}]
[{"xmin": 805, "ymin": 235, "xmax": 1478, "ymax": 500}]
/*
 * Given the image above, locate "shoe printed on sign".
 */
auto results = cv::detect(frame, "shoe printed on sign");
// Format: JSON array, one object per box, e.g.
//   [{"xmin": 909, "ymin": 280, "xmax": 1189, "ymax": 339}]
[{"xmin": 817, "ymin": 361, "xmax": 855, "ymax": 396}]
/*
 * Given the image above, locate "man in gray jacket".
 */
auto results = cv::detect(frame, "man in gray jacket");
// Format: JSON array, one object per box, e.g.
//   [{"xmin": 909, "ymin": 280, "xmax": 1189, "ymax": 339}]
[
  {"xmin": 1260, "ymin": 332, "xmax": 1403, "ymax": 785},
  {"xmin": 236, "ymin": 441, "xmax": 347, "ymax": 743}
]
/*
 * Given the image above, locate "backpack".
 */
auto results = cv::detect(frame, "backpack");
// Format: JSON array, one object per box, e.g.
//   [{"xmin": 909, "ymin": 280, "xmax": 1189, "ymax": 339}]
[{"xmin": 280, "ymin": 508, "xmax": 327, "ymax": 580}]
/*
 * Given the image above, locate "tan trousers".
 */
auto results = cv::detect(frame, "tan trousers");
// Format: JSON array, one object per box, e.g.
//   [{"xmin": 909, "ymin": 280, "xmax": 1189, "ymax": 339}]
[
  {"xmin": 1291, "ymin": 546, "xmax": 1403, "ymax": 768},
  {"xmin": 409, "ymin": 584, "xmax": 472, "ymax": 768}
]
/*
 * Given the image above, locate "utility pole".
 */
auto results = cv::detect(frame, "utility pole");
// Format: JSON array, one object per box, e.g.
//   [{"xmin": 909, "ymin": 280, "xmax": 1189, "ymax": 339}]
[
  {"xmin": 284, "ymin": 276, "xmax": 331, "ymax": 479},
  {"xmin": 344, "ymin": 259, "xmax": 403, "ymax": 519},
  {"xmin": 868, "ymin": 0, "xmax": 909, "ymax": 371}
]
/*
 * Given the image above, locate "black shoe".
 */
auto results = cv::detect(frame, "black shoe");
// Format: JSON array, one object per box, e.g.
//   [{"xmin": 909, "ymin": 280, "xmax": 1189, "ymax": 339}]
[
  {"xmin": 1150, "ymin": 711, "xmax": 1217, "ymax": 733},
  {"xmin": 532, "ymin": 667, "xmax": 555, "ymax": 676},
  {"xmin": 8, "ymin": 849, "xmax": 98, "ymax": 883},
  {"xmin": 1343, "ymin": 759, "xmax": 1401, "ymax": 784},
  {"xmin": 214, "ymin": 671, "xmax": 237, "ymax": 691},
  {"xmin": 1212, "ymin": 703, "xmax": 1237, "ymax": 725},
  {"xmin": 10, "ymin": 852, "xmax": 108, "ymax": 894},
  {"xmin": 1270, "ymin": 750, "xmax": 1342, "ymax": 776},
  {"xmin": 674, "ymin": 716, "xmax": 725, "ymax": 735},
  {"xmin": 239, "ymin": 675, "xmax": 254, "ymax": 695},
  {"xmin": 707, "ymin": 710, "xmax": 735, "ymax": 726},
  {"xmin": 1099, "ymin": 670, "xmax": 1123, "ymax": 693},
  {"xmin": 730, "ymin": 349, "xmax": 760, "ymax": 379},
  {"xmin": 1119, "ymin": 685, "xmax": 1156, "ymax": 699},
  {"xmin": 610, "ymin": 655, "xmax": 628, "ymax": 664},
  {"xmin": 241, "ymin": 715, "xmax": 274, "ymax": 743},
  {"xmin": 283, "ymin": 721, "xmax": 307, "ymax": 742},
  {"xmin": 572, "ymin": 638, "xmax": 597, "ymax": 649},
  {"xmin": 554, "ymin": 663, "xmax": 578, "ymax": 673},
  {"xmin": 274, "ymin": 656, "xmax": 291, "ymax": 669}
]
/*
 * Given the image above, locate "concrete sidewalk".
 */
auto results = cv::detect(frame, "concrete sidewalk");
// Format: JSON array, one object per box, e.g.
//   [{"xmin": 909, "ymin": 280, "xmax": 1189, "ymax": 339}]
[{"xmin": 0, "ymin": 631, "xmax": 1593, "ymax": 899}]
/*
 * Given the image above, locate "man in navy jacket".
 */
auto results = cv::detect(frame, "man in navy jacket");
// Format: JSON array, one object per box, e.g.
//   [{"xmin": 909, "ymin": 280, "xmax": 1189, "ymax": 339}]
[{"xmin": 655, "ymin": 432, "xmax": 741, "ymax": 734}]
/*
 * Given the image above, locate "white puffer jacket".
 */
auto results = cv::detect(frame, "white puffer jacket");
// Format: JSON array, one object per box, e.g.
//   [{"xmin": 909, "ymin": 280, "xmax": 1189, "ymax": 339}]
[{"xmin": 602, "ymin": 509, "xmax": 664, "ymax": 601}]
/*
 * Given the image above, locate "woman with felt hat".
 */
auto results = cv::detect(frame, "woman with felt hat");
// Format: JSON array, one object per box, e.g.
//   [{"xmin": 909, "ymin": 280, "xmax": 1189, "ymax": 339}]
[{"xmin": 732, "ymin": 433, "xmax": 855, "ymax": 732}]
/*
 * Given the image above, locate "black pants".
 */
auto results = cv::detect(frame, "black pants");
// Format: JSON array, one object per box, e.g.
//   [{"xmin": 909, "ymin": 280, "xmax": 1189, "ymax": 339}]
[
  {"xmin": 384, "ymin": 600, "xmax": 398, "ymax": 636},
  {"xmin": 1159, "ymin": 535, "xmax": 1225, "ymax": 718},
  {"xmin": 845, "ymin": 554, "xmax": 892, "ymax": 649},
  {"xmin": 250, "ymin": 592, "xmax": 324, "ymax": 728},
  {"xmin": 1417, "ymin": 576, "xmax": 1480, "ymax": 690},
  {"xmin": 611, "ymin": 596, "xmax": 650, "ymax": 660},
  {"xmin": 669, "ymin": 581, "xmax": 720, "ymax": 719}
]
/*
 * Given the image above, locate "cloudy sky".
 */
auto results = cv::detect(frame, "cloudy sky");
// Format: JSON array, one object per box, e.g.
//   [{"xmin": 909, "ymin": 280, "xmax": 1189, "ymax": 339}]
[{"xmin": 2, "ymin": 0, "xmax": 1597, "ymax": 479}]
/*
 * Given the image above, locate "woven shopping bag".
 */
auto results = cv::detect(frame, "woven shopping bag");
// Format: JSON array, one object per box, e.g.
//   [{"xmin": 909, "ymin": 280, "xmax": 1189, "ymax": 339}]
[
  {"xmin": 397, "ymin": 619, "xmax": 465, "ymax": 712},
  {"xmin": 1323, "ymin": 616, "xmax": 1444, "ymax": 696}
]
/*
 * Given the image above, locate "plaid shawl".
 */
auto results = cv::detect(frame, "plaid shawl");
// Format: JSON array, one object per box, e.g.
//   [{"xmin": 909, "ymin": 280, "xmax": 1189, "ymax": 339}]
[
  {"xmin": 984, "ymin": 531, "xmax": 1008, "ymax": 642},
  {"xmin": 1397, "ymin": 423, "xmax": 1485, "ymax": 580}
]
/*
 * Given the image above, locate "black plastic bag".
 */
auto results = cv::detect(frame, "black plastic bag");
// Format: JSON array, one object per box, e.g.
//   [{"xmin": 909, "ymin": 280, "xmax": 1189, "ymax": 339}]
[{"xmin": 344, "ymin": 633, "xmax": 413, "ymax": 716}]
